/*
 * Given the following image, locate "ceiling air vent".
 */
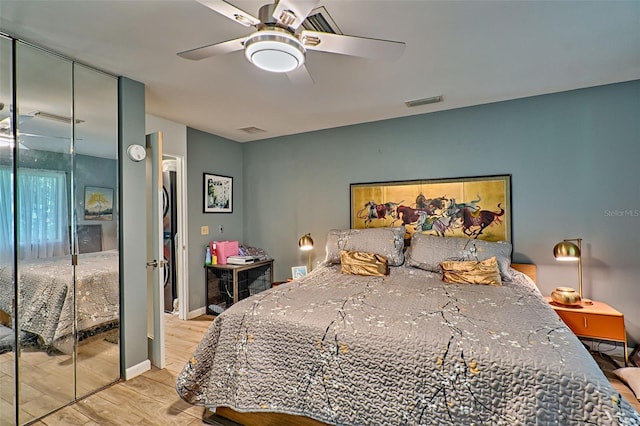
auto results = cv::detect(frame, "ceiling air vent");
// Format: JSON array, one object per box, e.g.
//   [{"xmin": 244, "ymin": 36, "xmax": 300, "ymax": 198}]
[
  {"xmin": 301, "ymin": 6, "xmax": 342, "ymax": 35},
  {"xmin": 238, "ymin": 126, "xmax": 266, "ymax": 134}
]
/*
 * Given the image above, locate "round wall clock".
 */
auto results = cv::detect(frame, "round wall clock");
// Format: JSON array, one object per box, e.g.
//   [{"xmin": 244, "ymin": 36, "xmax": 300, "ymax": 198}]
[{"xmin": 126, "ymin": 144, "xmax": 146, "ymax": 162}]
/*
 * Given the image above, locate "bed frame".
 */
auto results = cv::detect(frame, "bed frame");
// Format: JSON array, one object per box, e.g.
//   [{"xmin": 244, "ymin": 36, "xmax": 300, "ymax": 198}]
[{"xmin": 204, "ymin": 263, "xmax": 538, "ymax": 426}]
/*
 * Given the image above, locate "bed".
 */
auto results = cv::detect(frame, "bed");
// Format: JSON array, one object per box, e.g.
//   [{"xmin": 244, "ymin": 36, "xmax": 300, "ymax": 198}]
[
  {"xmin": 0, "ymin": 249, "xmax": 120, "ymax": 353},
  {"xmin": 176, "ymin": 228, "xmax": 640, "ymax": 425}
]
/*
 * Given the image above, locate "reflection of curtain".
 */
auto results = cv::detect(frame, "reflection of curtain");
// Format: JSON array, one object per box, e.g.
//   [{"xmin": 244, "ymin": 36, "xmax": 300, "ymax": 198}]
[
  {"xmin": 0, "ymin": 167, "xmax": 70, "ymax": 260},
  {"xmin": 0, "ymin": 168, "xmax": 14, "ymax": 261}
]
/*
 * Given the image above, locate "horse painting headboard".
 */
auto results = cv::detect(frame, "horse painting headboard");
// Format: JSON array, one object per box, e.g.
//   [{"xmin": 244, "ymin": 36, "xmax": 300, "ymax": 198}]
[{"xmin": 350, "ymin": 175, "xmax": 512, "ymax": 244}]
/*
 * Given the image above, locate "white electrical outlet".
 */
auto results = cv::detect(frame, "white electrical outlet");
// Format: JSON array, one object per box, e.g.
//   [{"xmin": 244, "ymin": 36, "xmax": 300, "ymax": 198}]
[{"xmin": 201, "ymin": 225, "xmax": 209, "ymax": 235}]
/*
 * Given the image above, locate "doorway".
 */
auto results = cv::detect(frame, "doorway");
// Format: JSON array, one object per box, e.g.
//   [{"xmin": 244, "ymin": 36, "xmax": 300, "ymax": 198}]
[
  {"xmin": 161, "ymin": 155, "xmax": 188, "ymax": 318},
  {"xmin": 146, "ymin": 133, "xmax": 188, "ymax": 369}
]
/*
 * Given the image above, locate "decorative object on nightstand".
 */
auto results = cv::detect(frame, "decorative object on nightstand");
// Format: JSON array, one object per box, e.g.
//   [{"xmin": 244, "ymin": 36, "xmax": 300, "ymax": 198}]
[
  {"xmin": 550, "ymin": 286, "xmax": 582, "ymax": 306},
  {"xmin": 553, "ymin": 237, "xmax": 591, "ymax": 305},
  {"xmin": 298, "ymin": 233, "xmax": 314, "ymax": 272}
]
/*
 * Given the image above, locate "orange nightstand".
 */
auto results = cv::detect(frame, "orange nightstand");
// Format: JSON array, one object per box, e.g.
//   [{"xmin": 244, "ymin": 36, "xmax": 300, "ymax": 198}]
[{"xmin": 545, "ymin": 297, "xmax": 628, "ymax": 366}]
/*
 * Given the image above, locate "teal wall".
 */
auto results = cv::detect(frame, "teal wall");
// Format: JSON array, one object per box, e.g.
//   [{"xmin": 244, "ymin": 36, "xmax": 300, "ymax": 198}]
[
  {"xmin": 186, "ymin": 128, "xmax": 244, "ymax": 311},
  {"xmin": 240, "ymin": 80, "xmax": 640, "ymax": 345},
  {"xmin": 119, "ymin": 77, "xmax": 148, "ymax": 375}
]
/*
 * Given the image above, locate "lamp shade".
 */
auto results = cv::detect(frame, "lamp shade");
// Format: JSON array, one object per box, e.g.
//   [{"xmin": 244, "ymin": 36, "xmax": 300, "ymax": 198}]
[
  {"xmin": 298, "ymin": 233, "xmax": 314, "ymax": 251},
  {"xmin": 553, "ymin": 241, "xmax": 581, "ymax": 261}
]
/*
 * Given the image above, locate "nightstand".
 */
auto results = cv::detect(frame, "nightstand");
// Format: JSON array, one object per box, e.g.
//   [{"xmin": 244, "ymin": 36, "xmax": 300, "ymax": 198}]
[
  {"xmin": 545, "ymin": 297, "xmax": 628, "ymax": 366},
  {"xmin": 205, "ymin": 259, "xmax": 274, "ymax": 315}
]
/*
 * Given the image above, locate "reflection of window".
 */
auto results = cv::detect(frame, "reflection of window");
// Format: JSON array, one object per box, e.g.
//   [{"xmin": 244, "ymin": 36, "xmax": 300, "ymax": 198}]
[{"xmin": 0, "ymin": 167, "xmax": 70, "ymax": 260}]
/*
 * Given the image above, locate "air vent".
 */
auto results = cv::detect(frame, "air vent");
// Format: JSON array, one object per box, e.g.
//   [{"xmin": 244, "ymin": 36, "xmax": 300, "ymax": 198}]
[
  {"xmin": 238, "ymin": 126, "xmax": 266, "ymax": 134},
  {"xmin": 301, "ymin": 6, "xmax": 342, "ymax": 35},
  {"xmin": 404, "ymin": 95, "xmax": 444, "ymax": 108}
]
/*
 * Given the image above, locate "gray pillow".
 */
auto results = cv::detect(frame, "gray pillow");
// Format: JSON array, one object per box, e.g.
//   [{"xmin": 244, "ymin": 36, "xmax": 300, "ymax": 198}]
[
  {"xmin": 325, "ymin": 226, "xmax": 406, "ymax": 266},
  {"xmin": 405, "ymin": 233, "xmax": 513, "ymax": 280}
]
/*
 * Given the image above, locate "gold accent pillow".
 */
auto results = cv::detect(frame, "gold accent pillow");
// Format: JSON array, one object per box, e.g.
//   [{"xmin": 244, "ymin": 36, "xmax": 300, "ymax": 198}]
[
  {"xmin": 439, "ymin": 256, "xmax": 502, "ymax": 285},
  {"xmin": 340, "ymin": 250, "xmax": 389, "ymax": 276}
]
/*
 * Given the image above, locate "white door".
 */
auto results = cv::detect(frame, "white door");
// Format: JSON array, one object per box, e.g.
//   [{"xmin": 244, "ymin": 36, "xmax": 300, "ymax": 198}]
[{"xmin": 146, "ymin": 132, "xmax": 165, "ymax": 368}]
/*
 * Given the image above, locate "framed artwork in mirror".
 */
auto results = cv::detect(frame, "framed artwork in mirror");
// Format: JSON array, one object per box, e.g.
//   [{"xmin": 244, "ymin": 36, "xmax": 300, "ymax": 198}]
[{"xmin": 84, "ymin": 186, "xmax": 114, "ymax": 221}]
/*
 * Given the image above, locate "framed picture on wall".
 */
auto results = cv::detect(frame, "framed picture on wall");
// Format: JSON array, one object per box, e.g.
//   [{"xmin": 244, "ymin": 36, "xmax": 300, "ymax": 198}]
[
  {"xmin": 204, "ymin": 173, "xmax": 233, "ymax": 213},
  {"xmin": 350, "ymin": 175, "xmax": 512, "ymax": 243},
  {"xmin": 84, "ymin": 186, "xmax": 114, "ymax": 221}
]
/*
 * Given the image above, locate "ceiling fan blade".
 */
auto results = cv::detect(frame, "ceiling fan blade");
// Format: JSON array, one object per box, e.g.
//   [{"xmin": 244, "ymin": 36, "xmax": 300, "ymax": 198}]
[
  {"xmin": 301, "ymin": 31, "xmax": 406, "ymax": 61},
  {"xmin": 272, "ymin": 0, "xmax": 320, "ymax": 30},
  {"xmin": 177, "ymin": 36, "xmax": 246, "ymax": 60},
  {"xmin": 286, "ymin": 64, "xmax": 314, "ymax": 86},
  {"xmin": 196, "ymin": 0, "xmax": 260, "ymax": 27}
]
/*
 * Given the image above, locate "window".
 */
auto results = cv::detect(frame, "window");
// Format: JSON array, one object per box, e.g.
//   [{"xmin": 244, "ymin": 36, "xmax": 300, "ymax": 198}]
[{"xmin": 0, "ymin": 167, "xmax": 70, "ymax": 260}]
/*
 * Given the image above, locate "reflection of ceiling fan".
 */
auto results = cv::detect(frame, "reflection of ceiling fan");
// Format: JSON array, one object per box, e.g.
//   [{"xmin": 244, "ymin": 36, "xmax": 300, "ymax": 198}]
[{"xmin": 178, "ymin": 0, "xmax": 405, "ymax": 83}]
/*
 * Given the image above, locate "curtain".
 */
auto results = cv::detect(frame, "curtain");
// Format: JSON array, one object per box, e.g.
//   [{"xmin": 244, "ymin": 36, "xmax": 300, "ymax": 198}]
[
  {"xmin": 0, "ymin": 168, "xmax": 14, "ymax": 261},
  {"xmin": 0, "ymin": 167, "xmax": 70, "ymax": 260}
]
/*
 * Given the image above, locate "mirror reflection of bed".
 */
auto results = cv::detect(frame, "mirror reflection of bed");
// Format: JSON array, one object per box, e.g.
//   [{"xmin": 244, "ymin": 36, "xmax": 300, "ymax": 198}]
[{"xmin": 0, "ymin": 223, "xmax": 120, "ymax": 420}]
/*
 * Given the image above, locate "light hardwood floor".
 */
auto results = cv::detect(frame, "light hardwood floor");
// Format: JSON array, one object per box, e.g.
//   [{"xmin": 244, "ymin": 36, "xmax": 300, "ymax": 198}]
[
  {"xmin": 34, "ymin": 314, "xmax": 214, "ymax": 425},
  {"xmin": 35, "ymin": 314, "xmax": 640, "ymax": 425}
]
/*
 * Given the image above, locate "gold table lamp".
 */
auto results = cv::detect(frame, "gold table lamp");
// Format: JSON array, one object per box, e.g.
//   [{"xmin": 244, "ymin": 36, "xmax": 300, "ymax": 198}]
[
  {"xmin": 298, "ymin": 233, "xmax": 314, "ymax": 272},
  {"xmin": 553, "ymin": 238, "xmax": 588, "ymax": 304}
]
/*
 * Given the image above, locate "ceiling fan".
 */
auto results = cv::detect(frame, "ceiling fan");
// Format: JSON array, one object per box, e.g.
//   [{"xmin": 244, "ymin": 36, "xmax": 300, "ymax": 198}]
[{"xmin": 178, "ymin": 0, "xmax": 406, "ymax": 82}]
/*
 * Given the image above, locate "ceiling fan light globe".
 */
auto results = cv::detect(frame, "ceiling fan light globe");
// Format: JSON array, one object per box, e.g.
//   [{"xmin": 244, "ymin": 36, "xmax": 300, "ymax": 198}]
[
  {"xmin": 248, "ymin": 47, "xmax": 300, "ymax": 73},
  {"xmin": 244, "ymin": 30, "xmax": 305, "ymax": 73}
]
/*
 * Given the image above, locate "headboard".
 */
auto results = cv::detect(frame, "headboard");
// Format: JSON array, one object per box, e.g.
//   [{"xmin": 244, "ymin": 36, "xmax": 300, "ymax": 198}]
[
  {"xmin": 77, "ymin": 224, "xmax": 103, "ymax": 254},
  {"xmin": 511, "ymin": 263, "xmax": 537, "ymax": 283}
]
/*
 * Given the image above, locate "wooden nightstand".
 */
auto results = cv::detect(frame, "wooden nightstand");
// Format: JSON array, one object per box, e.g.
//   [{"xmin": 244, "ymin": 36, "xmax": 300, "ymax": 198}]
[{"xmin": 545, "ymin": 297, "xmax": 628, "ymax": 366}]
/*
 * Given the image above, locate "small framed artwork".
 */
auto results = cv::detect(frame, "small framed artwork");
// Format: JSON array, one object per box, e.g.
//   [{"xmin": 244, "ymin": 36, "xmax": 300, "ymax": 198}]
[
  {"xmin": 204, "ymin": 173, "xmax": 233, "ymax": 213},
  {"xmin": 291, "ymin": 265, "xmax": 308, "ymax": 279},
  {"xmin": 84, "ymin": 186, "xmax": 114, "ymax": 221}
]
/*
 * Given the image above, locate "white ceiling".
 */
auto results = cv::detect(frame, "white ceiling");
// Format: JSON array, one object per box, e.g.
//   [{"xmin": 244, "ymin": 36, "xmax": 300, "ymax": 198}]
[{"xmin": 1, "ymin": 0, "xmax": 639, "ymax": 143}]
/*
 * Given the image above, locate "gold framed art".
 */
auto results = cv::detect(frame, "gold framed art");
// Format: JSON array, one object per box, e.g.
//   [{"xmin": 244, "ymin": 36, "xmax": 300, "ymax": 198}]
[{"xmin": 350, "ymin": 175, "xmax": 511, "ymax": 243}]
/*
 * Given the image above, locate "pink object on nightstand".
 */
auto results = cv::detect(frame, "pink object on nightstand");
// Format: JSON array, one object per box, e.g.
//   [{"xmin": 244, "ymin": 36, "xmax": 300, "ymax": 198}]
[{"xmin": 214, "ymin": 240, "xmax": 239, "ymax": 264}]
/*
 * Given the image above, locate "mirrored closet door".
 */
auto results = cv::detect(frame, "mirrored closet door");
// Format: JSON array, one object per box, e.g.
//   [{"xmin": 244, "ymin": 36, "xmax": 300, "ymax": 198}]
[
  {"xmin": 0, "ymin": 34, "xmax": 17, "ymax": 425},
  {"xmin": 0, "ymin": 36, "xmax": 120, "ymax": 425}
]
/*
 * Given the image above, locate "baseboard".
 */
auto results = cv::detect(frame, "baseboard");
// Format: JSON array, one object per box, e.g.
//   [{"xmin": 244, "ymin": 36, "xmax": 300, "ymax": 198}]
[
  {"xmin": 187, "ymin": 306, "xmax": 206, "ymax": 319},
  {"xmin": 125, "ymin": 359, "xmax": 151, "ymax": 380}
]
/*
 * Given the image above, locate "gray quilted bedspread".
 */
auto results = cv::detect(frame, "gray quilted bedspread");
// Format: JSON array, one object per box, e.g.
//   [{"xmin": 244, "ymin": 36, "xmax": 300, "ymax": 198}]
[
  {"xmin": 0, "ymin": 250, "xmax": 119, "ymax": 350},
  {"xmin": 176, "ymin": 264, "xmax": 640, "ymax": 425}
]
